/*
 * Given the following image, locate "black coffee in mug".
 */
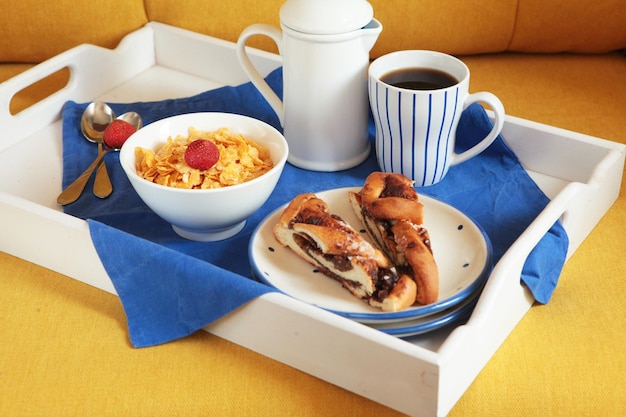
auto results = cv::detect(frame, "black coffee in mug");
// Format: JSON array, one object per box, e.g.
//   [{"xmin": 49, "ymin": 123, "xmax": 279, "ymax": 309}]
[{"xmin": 381, "ymin": 68, "xmax": 458, "ymax": 90}]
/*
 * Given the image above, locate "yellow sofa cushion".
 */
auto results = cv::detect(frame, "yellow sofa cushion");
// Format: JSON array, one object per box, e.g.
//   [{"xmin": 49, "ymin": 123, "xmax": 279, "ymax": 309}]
[
  {"xmin": 144, "ymin": 0, "xmax": 282, "ymax": 53},
  {"xmin": 143, "ymin": 0, "xmax": 518, "ymax": 56},
  {"xmin": 510, "ymin": 0, "xmax": 626, "ymax": 52},
  {"xmin": 143, "ymin": 0, "xmax": 626, "ymax": 56},
  {"xmin": 372, "ymin": 0, "xmax": 626, "ymax": 54},
  {"xmin": 463, "ymin": 52, "xmax": 626, "ymax": 143},
  {"xmin": 2, "ymin": 0, "xmax": 623, "ymax": 64},
  {"xmin": 370, "ymin": 0, "xmax": 518, "ymax": 56},
  {"xmin": 0, "ymin": 0, "xmax": 148, "ymax": 63}
]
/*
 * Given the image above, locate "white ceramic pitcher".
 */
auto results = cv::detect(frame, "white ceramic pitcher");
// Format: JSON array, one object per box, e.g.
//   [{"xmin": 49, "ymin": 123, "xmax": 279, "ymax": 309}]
[{"xmin": 236, "ymin": 0, "xmax": 382, "ymax": 171}]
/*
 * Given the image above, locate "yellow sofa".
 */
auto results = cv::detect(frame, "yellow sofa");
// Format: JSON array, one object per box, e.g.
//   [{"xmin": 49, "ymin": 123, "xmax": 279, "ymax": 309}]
[{"xmin": 1, "ymin": 1, "xmax": 625, "ymax": 416}]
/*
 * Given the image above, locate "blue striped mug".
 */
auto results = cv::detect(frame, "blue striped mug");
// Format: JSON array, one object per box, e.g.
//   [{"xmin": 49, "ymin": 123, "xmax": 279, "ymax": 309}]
[{"xmin": 369, "ymin": 50, "xmax": 505, "ymax": 187}]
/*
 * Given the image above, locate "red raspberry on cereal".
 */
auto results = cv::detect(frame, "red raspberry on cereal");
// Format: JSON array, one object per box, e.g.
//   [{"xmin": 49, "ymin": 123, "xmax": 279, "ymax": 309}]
[{"xmin": 184, "ymin": 139, "xmax": 220, "ymax": 170}]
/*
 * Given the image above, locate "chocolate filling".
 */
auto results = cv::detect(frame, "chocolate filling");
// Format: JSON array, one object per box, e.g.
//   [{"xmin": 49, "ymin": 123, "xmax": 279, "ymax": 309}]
[
  {"xmin": 371, "ymin": 268, "xmax": 401, "ymax": 302},
  {"xmin": 292, "ymin": 233, "xmax": 401, "ymax": 303},
  {"xmin": 380, "ymin": 175, "xmax": 419, "ymax": 200}
]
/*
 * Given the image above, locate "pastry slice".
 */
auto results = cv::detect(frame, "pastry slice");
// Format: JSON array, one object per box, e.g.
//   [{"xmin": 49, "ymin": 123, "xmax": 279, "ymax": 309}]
[
  {"xmin": 273, "ymin": 193, "xmax": 416, "ymax": 312},
  {"xmin": 349, "ymin": 172, "xmax": 439, "ymax": 305}
]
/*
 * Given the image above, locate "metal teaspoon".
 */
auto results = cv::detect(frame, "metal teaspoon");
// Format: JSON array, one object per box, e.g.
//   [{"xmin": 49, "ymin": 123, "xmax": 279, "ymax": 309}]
[
  {"xmin": 80, "ymin": 102, "xmax": 115, "ymax": 198},
  {"xmin": 56, "ymin": 108, "xmax": 143, "ymax": 205}
]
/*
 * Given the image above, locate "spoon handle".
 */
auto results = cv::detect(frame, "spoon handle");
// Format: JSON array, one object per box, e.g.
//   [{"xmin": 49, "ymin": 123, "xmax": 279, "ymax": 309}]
[
  {"xmin": 93, "ymin": 160, "xmax": 113, "ymax": 198},
  {"xmin": 56, "ymin": 149, "xmax": 111, "ymax": 205},
  {"xmin": 93, "ymin": 143, "xmax": 113, "ymax": 199}
]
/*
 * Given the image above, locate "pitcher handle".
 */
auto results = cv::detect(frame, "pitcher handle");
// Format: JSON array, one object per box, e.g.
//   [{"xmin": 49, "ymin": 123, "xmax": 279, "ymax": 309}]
[
  {"xmin": 451, "ymin": 92, "xmax": 505, "ymax": 166},
  {"xmin": 236, "ymin": 24, "xmax": 284, "ymax": 126}
]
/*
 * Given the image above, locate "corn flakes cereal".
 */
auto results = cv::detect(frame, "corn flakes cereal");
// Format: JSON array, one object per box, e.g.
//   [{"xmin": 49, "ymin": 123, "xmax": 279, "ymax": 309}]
[{"xmin": 135, "ymin": 127, "xmax": 273, "ymax": 189}]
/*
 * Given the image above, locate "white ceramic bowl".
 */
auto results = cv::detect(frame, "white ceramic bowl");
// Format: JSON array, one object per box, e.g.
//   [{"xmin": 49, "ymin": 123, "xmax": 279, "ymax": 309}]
[{"xmin": 119, "ymin": 112, "xmax": 288, "ymax": 241}]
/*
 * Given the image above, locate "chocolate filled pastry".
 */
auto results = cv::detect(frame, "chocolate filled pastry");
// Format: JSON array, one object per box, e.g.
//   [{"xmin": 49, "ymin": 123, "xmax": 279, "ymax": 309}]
[
  {"xmin": 273, "ymin": 193, "xmax": 417, "ymax": 312},
  {"xmin": 349, "ymin": 172, "xmax": 439, "ymax": 305}
]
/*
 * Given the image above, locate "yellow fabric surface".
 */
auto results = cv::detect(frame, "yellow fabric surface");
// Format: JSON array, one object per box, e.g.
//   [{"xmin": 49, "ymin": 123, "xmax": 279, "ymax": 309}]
[
  {"xmin": 463, "ymin": 52, "xmax": 626, "ymax": 142},
  {"xmin": 143, "ymin": 0, "xmax": 626, "ymax": 56},
  {"xmin": 369, "ymin": 0, "xmax": 518, "ymax": 56},
  {"xmin": 1, "ymin": 0, "xmax": 624, "ymax": 64},
  {"xmin": 510, "ymin": 0, "xmax": 626, "ymax": 53},
  {"xmin": 144, "ymin": 0, "xmax": 282, "ymax": 54},
  {"xmin": 0, "ymin": 0, "xmax": 148, "ymax": 63},
  {"xmin": 0, "ymin": 252, "xmax": 396, "ymax": 416},
  {"xmin": 143, "ymin": 0, "xmax": 518, "ymax": 56},
  {"xmin": 1, "ymin": 51, "xmax": 625, "ymax": 415}
]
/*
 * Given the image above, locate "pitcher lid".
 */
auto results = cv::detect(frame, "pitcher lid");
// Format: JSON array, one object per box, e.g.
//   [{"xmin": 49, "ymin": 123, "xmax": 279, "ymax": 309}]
[{"xmin": 280, "ymin": 0, "xmax": 374, "ymax": 34}]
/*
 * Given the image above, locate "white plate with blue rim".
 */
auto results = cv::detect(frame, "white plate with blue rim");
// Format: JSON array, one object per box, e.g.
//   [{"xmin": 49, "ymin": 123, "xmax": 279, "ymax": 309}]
[
  {"xmin": 367, "ymin": 287, "xmax": 481, "ymax": 337},
  {"xmin": 249, "ymin": 187, "xmax": 492, "ymax": 324}
]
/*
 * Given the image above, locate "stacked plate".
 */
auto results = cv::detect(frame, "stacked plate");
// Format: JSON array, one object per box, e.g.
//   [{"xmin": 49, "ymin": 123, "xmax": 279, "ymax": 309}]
[{"xmin": 249, "ymin": 187, "xmax": 493, "ymax": 338}]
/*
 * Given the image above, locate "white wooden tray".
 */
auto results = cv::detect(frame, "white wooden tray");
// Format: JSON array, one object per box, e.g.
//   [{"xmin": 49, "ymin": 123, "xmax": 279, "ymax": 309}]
[{"xmin": 0, "ymin": 23, "xmax": 624, "ymax": 417}]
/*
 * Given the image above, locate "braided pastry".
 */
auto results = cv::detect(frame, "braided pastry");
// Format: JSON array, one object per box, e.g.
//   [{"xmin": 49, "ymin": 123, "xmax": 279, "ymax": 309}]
[
  {"xmin": 273, "ymin": 193, "xmax": 417, "ymax": 312},
  {"xmin": 349, "ymin": 172, "xmax": 439, "ymax": 305}
]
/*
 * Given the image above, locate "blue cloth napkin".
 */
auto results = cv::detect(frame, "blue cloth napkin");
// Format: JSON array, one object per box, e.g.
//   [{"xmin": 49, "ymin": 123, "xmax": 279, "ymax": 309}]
[{"xmin": 61, "ymin": 67, "xmax": 568, "ymax": 348}]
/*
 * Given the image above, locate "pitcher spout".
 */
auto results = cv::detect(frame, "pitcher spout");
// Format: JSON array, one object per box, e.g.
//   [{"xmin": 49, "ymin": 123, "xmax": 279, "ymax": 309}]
[{"xmin": 361, "ymin": 18, "xmax": 382, "ymax": 52}]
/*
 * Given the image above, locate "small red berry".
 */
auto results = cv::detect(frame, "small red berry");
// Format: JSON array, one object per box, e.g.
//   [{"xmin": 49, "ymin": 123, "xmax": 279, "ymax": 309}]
[
  {"xmin": 184, "ymin": 139, "xmax": 220, "ymax": 170},
  {"xmin": 103, "ymin": 119, "xmax": 137, "ymax": 149}
]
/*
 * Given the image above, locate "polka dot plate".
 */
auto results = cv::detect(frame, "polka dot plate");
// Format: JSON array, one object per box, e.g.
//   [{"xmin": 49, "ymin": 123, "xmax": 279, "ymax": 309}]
[{"xmin": 249, "ymin": 187, "xmax": 492, "ymax": 324}]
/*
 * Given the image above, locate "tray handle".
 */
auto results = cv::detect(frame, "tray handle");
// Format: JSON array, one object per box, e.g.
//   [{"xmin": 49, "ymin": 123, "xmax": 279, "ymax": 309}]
[
  {"xmin": 0, "ymin": 25, "xmax": 155, "ymax": 149},
  {"xmin": 441, "ymin": 182, "xmax": 580, "ymax": 342},
  {"xmin": 459, "ymin": 180, "xmax": 583, "ymax": 331},
  {"xmin": 434, "ymin": 180, "xmax": 585, "ymax": 415},
  {"xmin": 485, "ymin": 184, "xmax": 579, "ymax": 306}
]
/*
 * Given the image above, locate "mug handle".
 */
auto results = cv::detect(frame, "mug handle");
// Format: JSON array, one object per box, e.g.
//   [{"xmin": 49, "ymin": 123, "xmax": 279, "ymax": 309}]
[
  {"xmin": 236, "ymin": 24, "xmax": 285, "ymax": 126},
  {"xmin": 450, "ymin": 92, "xmax": 505, "ymax": 165}
]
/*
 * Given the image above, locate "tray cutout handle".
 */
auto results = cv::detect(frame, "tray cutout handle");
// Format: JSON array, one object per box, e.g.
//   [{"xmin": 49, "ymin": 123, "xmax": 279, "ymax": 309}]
[
  {"xmin": 0, "ymin": 56, "xmax": 77, "ymax": 152},
  {"xmin": 8, "ymin": 67, "xmax": 71, "ymax": 116},
  {"xmin": 434, "ymin": 181, "xmax": 584, "ymax": 416},
  {"xmin": 439, "ymin": 181, "xmax": 583, "ymax": 348},
  {"xmin": 0, "ymin": 24, "xmax": 156, "ymax": 151}
]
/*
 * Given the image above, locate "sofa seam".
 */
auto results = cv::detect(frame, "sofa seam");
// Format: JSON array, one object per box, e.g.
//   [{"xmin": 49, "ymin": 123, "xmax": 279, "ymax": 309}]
[{"xmin": 505, "ymin": 0, "xmax": 521, "ymax": 52}]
